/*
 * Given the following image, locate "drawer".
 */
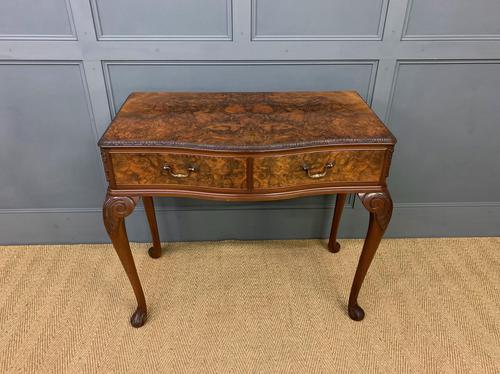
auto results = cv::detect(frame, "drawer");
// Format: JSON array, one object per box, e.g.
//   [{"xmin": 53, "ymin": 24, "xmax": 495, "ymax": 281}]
[
  {"xmin": 110, "ymin": 152, "xmax": 247, "ymax": 190},
  {"xmin": 253, "ymin": 149, "xmax": 387, "ymax": 190}
]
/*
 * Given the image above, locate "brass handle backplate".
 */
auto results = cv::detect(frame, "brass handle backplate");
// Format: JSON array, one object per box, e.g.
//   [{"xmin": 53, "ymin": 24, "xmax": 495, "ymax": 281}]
[
  {"xmin": 162, "ymin": 164, "xmax": 196, "ymax": 178},
  {"xmin": 302, "ymin": 162, "xmax": 335, "ymax": 179}
]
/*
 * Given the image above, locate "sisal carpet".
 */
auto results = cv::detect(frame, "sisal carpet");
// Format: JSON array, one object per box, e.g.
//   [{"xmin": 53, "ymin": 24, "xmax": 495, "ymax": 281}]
[{"xmin": 0, "ymin": 238, "xmax": 499, "ymax": 373}]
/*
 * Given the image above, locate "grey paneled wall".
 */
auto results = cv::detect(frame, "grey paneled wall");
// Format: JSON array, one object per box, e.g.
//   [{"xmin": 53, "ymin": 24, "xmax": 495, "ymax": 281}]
[{"xmin": 1, "ymin": 0, "xmax": 499, "ymax": 244}]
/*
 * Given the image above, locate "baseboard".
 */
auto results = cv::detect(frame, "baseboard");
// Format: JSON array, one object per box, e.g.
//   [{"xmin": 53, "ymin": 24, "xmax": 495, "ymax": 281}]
[{"xmin": 0, "ymin": 203, "xmax": 498, "ymax": 244}]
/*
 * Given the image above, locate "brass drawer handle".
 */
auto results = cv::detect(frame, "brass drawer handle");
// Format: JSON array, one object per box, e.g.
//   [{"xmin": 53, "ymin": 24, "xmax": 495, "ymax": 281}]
[
  {"xmin": 162, "ymin": 164, "xmax": 196, "ymax": 178},
  {"xmin": 302, "ymin": 162, "xmax": 335, "ymax": 179}
]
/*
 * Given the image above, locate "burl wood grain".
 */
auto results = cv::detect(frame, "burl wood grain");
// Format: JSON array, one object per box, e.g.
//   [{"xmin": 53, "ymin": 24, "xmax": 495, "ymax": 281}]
[
  {"xmin": 111, "ymin": 153, "xmax": 247, "ymax": 189},
  {"xmin": 99, "ymin": 92, "xmax": 396, "ymax": 151},
  {"xmin": 253, "ymin": 150, "xmax": 386, "ymax": 189}
]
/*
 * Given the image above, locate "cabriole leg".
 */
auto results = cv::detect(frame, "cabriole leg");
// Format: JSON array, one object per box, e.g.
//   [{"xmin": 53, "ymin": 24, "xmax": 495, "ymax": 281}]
[
  {"xmin": 348, "ymin": 190, "xmax": 393, "ymax": 321},
  {"xmin": 103, "ymin": 194, "xmax": 147, "ymax": 327}
]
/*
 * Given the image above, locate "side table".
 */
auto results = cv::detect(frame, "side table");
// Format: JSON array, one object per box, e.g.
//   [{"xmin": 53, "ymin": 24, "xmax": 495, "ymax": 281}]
[{"xmin": 98, "ymin": 91, "xmax": 396, "ymax": 327}]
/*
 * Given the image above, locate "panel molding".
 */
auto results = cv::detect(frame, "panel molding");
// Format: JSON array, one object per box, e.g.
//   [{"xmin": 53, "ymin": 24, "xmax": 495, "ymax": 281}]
[
  {"xmin": 0, "ymin": 59, "xmax": 107, "ymax": 195},
  {"xmin": 0, "ymin": 0, "xmax": 77, "ymax": 41},
  {"xmin": 251, "ymin": 0, "xmax": 389, "ymax": 41},
  {"xmin": 2, "ymin": 202, "xmax": 500, "ymax": 244},
  {"xmin": 385, "ymin": 59, "xmax": 500, "ymax": 122},
  {"xmin": 3, "ymin": 200, "xmax": 500, "ymax": 215},
  {"xmin": 102, "ymin": 59, "xmax": 378, "ymax": 116},
  {"xmin": 0, "ymin": 61, "xmax": 97, "ymax": 136},
  {"xmin": 394, "ymin": 202, "xmax": 500, "ymax": 208},
  {"xmin": 89, "ymin": 0, "xmax": 233, "ymax": 41},
  {"xmin": 385, "ymin": 59, "xmax": 500, "ymax": 209},
  {"xmin": 401, "ymin": 0, "xmax": 500, "ymax": 41},
  {"xmin": 0, "ymin": 208, "xmax": 101, "ymax": 214}
]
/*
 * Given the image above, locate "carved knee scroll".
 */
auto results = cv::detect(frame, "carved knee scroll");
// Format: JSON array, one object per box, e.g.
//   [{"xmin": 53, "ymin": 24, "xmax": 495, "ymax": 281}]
[
  {"xmin": 103, "ymin": 195, "xmax": 139, "ymax": 236},
  {"xmin": 358, "ymin": 191, "xmax": 393, "ymax": 231}
]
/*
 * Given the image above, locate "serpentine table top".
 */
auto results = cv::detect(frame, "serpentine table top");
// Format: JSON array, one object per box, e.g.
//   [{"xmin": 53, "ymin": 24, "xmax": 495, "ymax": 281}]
[{"xmin": 99, "ymin": 91, "xmax": 395, "ymax": 149}]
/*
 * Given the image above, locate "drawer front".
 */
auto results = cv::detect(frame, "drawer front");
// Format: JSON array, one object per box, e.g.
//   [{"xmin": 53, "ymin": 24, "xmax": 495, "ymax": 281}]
[
  {"xmin": 111, "ymin": 153, "xmax": 247, "ymax": 189},
  {"xmin": 253, "ymin": 149, "xmax": 387, "ymax": 190}
]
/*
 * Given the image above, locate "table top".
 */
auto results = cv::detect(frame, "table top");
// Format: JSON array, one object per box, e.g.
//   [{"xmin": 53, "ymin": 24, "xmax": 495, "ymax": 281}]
[{"xmin": 99, "ymin": 91, "xmax": 396, "ymax": 151}]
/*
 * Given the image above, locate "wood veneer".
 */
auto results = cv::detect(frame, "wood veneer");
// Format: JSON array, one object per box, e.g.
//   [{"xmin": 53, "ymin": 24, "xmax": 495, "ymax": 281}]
[
  {"xmin": 99, "ymin": 91, "xmax": 396, "ymax": 150},
  {"xmin": 253, "ymin": 149, "xmax": 386, "ymax": 189},
  {"xmin": 111, "ymin": 152, "xmax": 247, "ymax": 189}
]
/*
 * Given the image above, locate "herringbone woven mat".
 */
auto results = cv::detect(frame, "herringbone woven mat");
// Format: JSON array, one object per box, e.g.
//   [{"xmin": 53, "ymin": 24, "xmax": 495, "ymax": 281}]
[{"xmin": 1, "ymin": 238, "xmax": 499, "ymax": 373}]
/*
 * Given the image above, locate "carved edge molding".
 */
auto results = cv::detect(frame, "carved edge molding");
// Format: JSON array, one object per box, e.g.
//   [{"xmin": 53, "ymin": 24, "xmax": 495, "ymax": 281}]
[
  {"xmin": 358, "ymin": 191, "xmax": 393, "ymax": 230},
  {"xmin": 97, "ymin": 137, "xmax": 397, "ymax": 150},
  {"xmin": 103, "ymin": 195, "xmax": 139, "ymax": 235}
]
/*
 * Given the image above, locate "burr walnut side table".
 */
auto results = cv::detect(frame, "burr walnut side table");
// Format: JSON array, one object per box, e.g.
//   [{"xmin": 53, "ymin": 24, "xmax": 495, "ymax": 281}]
[{"xmin": 98, "ymin": 91, "xmax": 396, "ymax": 327}]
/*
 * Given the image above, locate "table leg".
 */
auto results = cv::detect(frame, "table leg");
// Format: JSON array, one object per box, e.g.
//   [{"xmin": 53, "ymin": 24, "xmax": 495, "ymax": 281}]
[
  {"xmin": 328, "ymin": 193, "xmax": 347, "ymax": 253},
  {"xmin": 103, "ymin": 194, "xmax": 147, "ymax": 328},
  {"xmin": 143, "ymin": 196, "xmax": 162, "ymax": 258},
  {"xmin": 348, "ymin": 190, "xmax": 393, "ymax": 321}
]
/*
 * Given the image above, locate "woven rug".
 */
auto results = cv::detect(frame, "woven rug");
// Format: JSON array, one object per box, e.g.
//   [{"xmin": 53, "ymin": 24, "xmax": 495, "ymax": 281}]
[{"xmin": 1, "ymin": 238, "xmax": 499, "ymax": 373}]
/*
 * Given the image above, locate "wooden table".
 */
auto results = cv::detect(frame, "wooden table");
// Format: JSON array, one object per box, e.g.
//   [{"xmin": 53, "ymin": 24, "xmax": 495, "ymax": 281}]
[{"xmin": 98, "ymin": 91, "xmax": 396, "ymax": 327}]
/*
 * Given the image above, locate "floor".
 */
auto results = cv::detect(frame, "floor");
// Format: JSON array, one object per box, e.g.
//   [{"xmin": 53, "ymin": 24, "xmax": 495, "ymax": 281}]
[{"xmin": 0, "ymin": 238, "xmax": 499, "ymax": 373}]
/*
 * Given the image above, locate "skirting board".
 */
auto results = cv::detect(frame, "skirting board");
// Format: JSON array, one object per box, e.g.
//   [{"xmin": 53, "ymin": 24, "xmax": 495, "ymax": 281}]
[{"xmin": 0, "ymin": 204, "xmax": 499, "ymax": 244}]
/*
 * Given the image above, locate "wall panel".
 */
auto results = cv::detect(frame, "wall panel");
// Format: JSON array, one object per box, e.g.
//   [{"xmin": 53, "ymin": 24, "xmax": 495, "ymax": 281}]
[
  {"xmin": 252, "ymin": 0, "xmax": 388, "ymax": 40},
  {"xmin": 403, "ymin": 0, "xmax": 500, "ymax": 40},
  {"xmin": 387, "ymin": 61, "xmax": 500, "ymax": 204},
  {"xmin": 91, "ymin": 0, "xmax": 232, "ymax": 40},
  {"xmin": 0, "ymin": 62, "xmax": 104, "ymax": 209},
  {"xmin": 0, "ymin": 0, "xmax": 76, "ymax": 40}
]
